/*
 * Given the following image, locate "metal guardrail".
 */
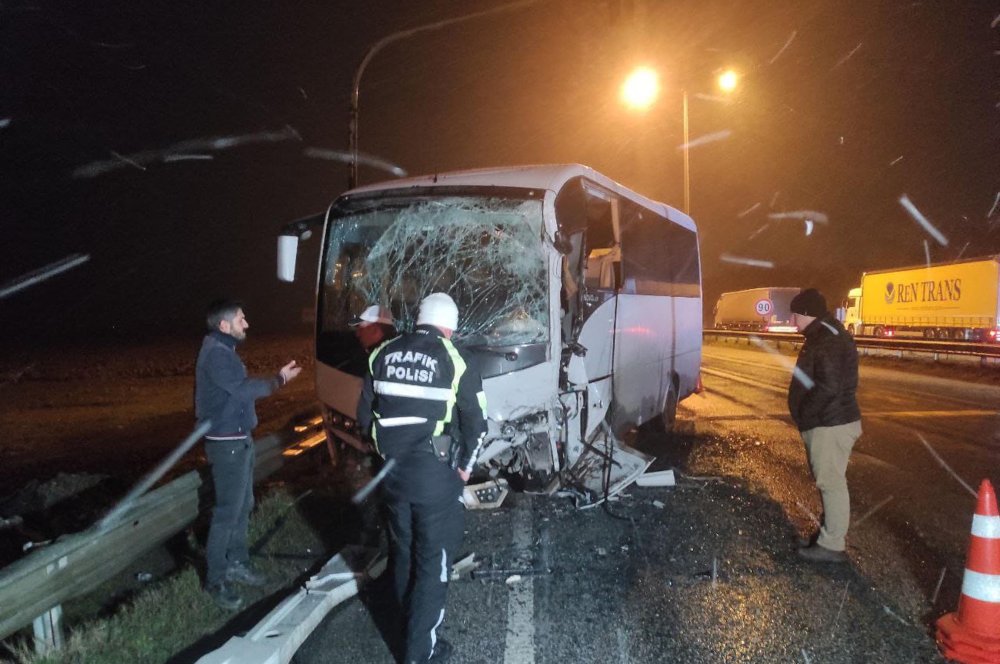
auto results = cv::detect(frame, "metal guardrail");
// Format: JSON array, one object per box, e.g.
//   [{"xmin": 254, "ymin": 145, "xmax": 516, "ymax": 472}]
[
  {"xmin": 0, "ymin": 471, "xmax": 202, "ymax": 642},
  {"xmin": 703, "ymin": 330, "xmax": 1000, "ymax": 367},
  {"xmin": 0, "ymin": 415, "xmax": 324, "ymax": 644}
]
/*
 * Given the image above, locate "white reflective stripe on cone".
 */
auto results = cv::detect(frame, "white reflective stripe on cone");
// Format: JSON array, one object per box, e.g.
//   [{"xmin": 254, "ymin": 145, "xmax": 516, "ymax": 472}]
[
  {"xmin": 378, "ymin": 416, "xmax": 428, "ymax": 427},
  {"xmin": 961, "ymin": 569, "xmax": 1000, "ymax": 603},
  {"xmin": 971, "ymin": 514, "xmax": 1000, "ymax": 539},
  {"xmin": 374, "ymin": 381, "xmax": 453, "ymax": 401}
]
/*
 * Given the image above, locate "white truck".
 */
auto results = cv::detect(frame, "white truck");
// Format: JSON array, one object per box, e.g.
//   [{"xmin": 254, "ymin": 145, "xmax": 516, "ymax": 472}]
[
  {"xmin": 843, "ymin": 256, "xmax": 1000, "ymax": 341},
  {"xmin": 276, "ymin": 164, "xmax": 704, "ymax": 505},
  {"xmin": 712, "ymin": 287, "xmax": 801, "ymax": 333}
]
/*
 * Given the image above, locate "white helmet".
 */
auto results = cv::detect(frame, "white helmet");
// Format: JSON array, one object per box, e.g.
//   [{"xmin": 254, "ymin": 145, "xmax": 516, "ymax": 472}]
[
  {"xmin": 416, "ymin": 292, "xmax": 459, "ymax": 331},
  {"xmin": 349, "ymin": 304, "xmax": 394, "ymax": 327}
]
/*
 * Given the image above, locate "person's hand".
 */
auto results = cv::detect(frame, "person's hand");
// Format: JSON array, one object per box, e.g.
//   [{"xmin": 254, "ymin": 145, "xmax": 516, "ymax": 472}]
[
  {"xmin": 457, "ymin": 468, "xmax": 470, "ymax": 483},
  {"xmin": 279, "ymin": 360, "xmax": 302, "ymax": 384}
]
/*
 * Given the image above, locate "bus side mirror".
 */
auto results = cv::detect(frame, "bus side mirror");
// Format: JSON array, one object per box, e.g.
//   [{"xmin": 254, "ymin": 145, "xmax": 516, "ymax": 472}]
[
  {"xmin": 277, "ymin": 235, "xmax": 299, "ymax": 282},
  {"xmin": 554, "ymin": 231, "xmax": 573, "ymax": 255}
]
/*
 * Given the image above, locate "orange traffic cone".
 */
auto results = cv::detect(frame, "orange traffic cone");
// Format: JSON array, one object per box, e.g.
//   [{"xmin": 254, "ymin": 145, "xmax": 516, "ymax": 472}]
[{"xmin": 936, "ymin": 479, "xmax": 1000, "ymax": 663}]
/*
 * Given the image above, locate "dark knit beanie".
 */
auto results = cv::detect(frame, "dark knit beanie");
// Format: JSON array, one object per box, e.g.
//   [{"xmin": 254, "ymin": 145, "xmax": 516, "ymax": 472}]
[{"xmin": 789, "ymin": 288, "xmax": 827, "ymax": 317}]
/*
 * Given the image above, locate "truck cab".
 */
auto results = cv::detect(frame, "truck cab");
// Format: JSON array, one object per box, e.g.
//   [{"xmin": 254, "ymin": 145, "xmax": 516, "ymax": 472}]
[{"xmin": 844, "ymin": 287, "xmax": 862, "ymax": 336}]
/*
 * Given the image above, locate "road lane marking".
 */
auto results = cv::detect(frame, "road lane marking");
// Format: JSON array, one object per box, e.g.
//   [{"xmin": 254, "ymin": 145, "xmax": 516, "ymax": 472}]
[
  {"xmin": 700, "ymin": 367, "xmax": 787, "ymax": 395},
  {"xmin": 504, "ymin": 498, "xmax": 534, "ymax": 664},
  {"xmin": 854, "ymin": 495, "xmax": 894, "ymax": 527},
  {"xmin": 917, "ymin": 433, "xmax": 977, "ymax": 497},
  {"xmin": 867, "ymin": 409, "xmax": 997, "ymax": 418},
  {"xmin": 699, "ymin": 409, "xmax": 996, "ymax": 421},
  {"xmin": 701, "ymin": 367, "xmax": 997, "ymax": 419}
]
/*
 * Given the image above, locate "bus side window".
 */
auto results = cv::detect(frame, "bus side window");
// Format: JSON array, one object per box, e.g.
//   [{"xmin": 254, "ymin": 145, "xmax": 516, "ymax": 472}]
[
  {"xmin": 585, "ymin": 247, "xmax": 622, "ymax": 290},
  {"xmin": 619, "ymin": 199, "xmax": 700, "ymax": 297},
  {"xmin": 581, "ymin": 190, "xmax": 621, "ymax": 292}
]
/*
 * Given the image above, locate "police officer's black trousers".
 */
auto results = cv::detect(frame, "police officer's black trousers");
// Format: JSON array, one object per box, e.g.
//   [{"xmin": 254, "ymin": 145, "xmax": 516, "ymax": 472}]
[{"xmin": 385, "ymin": 490, "xmax": 465, "ymax": 663}]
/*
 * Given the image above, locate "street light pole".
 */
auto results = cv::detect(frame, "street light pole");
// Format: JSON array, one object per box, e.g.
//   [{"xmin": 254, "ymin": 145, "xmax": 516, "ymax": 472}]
[
  {"xmin": 682, "ymin": 89, "xmax": 690, "ymax": 215},
  {"xmin": 348, "ymin": 0, "xmax": 538, "ymax": 190}
]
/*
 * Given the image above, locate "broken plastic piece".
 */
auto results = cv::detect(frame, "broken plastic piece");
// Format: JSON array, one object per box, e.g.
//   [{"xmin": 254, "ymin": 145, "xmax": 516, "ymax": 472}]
[
  {"xmin": 563, "ymin": 427, "xmax": 653, "ymax": 507},
  {"xmin": 462, "ymin": 478, "xmax": 510, "ymax": 509},
  {"xmin": 635, "ymin": 469, "xmax": 676, "ymax": 487},
  {"xmin": 450, "ymin": 553, "xmax": 479, "ymax": 580}
]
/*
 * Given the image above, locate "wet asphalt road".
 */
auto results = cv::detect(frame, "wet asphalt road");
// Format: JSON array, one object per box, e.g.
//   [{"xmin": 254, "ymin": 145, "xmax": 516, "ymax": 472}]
[{"xmin": 294, "ymin": 342, "xmax": 999, "ymax": 663}]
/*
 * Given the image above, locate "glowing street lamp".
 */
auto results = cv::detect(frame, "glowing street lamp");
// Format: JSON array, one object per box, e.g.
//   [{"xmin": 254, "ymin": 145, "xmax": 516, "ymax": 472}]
[
  {"xmin": 717, "ymin": 69, "xmax": 738, "ymax": 93},
  {"xmin": 620, "ymin": 66, "xmax": 660, "ymax": 111},
  {"xmin": 620, "ymin": 65, "xmax": 739, "ymax": 215}
]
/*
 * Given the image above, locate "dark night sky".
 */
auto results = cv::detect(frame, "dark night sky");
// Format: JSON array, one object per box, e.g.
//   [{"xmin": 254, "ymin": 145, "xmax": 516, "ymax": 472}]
[{"xmin": 1, "ymin": 0, "xmax": 998, "ymax": 342}]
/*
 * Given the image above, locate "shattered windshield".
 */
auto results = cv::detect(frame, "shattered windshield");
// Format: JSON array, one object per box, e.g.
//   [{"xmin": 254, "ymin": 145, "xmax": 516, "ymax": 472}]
[{"xmin": 319, "ymin": 192, "xmax": 548, "ymax": 349}]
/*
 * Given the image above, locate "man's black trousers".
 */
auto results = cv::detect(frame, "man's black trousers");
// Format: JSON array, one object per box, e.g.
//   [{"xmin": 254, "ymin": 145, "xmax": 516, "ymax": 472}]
[
  {"xmin": 385, "ymin": 479, "xmax": 465, "ymax": 664},
  {"xmin": 205, "ymin": 438, "xmax": 255, "ymax": 586}
]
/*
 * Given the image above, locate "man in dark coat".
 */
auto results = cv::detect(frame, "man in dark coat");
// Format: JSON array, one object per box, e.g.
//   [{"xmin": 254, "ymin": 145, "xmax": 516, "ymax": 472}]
[
  {"xmin": 195, "ymin": 299, "xmax": 302, "ymax": 609},
  {"xmin": 788, "ymin": 288, "xmax": 863, "ymax": 563}
]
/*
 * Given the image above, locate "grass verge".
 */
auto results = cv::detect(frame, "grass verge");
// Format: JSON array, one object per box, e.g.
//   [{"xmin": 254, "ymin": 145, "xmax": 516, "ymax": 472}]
[{"xmin": 4, "ymin": 485, "xmax": 344, "ymax": 664}]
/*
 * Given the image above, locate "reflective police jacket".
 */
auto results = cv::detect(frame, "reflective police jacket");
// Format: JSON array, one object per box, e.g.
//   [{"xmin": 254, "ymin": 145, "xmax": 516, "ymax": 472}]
[{"xmin": 357, "ymin": 325, "xmax": 488, "ymax": 476}]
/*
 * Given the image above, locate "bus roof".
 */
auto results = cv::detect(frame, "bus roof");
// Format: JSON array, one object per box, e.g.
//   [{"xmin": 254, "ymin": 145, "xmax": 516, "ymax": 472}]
[{"xmin": 345, "ymin": 163, "xmax": 696, "ymax": 232}]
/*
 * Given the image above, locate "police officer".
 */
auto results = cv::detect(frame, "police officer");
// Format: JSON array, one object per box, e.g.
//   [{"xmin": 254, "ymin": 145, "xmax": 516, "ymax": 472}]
[{"xmin": 357, "ymin": 292, "xmax": 487, "ymax": 664}]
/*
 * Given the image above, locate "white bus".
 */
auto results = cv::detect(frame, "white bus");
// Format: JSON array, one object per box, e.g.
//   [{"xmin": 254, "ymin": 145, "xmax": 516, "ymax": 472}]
[{"xmin": 278, "ymin": 164, "xmax": 702, "ymax": 504}]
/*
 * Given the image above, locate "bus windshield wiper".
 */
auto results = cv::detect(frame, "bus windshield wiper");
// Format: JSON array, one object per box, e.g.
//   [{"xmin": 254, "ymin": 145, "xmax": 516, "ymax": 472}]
[{"xmin": 468, "ymin": 345, "xmax": 519, "ymax": 362}]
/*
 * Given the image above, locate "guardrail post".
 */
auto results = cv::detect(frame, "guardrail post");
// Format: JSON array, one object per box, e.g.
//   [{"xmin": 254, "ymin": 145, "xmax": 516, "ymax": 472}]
[{"xmin": 32, "ymin": 604, "xmax": 63, "ymax": 654}]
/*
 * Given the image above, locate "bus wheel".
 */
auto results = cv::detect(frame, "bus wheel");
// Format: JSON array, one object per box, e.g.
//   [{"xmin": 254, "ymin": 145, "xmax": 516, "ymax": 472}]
[
  {"xmin": 645, "ymin": 383, "xmax": 679, "ymax": 435},
  {"xmin": 661, "ymin": 384, "xmax": 678, "ymax": 433}
]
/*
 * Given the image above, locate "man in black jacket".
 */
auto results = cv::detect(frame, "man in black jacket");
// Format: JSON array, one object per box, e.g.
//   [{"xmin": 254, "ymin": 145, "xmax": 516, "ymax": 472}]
[
  {"xmin": 788, "ymin": 288, "xmax": 863, "ymax": 563},
  {"xmin": 195, "ymin": 299, "xmax": 302, "ymax": 609},
  {"xmin": 358, "ymin": 292, "xmax": 488, "ymax": 664}
]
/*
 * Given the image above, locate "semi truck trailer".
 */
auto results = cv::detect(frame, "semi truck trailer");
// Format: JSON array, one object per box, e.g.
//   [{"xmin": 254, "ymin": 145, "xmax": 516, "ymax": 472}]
[
  {"xmin": 713, "ymin": 287, "xmax": 801, "ymax": 332},
  {"xmin": 843, "ymin": 256, "xmax": 1000, "ymax": 341}
]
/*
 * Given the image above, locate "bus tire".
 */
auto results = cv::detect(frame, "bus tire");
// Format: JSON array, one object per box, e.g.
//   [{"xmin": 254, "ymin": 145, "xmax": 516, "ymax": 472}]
[
  {"xmin": 644, "ymin": 381, "xmax": 679, "ymax": 435},
  {"xmin": 661, "ymin": 382, "xmax": 679, "ymax": 433}
]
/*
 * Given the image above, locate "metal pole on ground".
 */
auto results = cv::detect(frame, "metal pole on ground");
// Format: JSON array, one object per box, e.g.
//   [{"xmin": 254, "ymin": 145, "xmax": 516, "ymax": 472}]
[{"xmin": 98, "ymin": 421, "xmax": 211, "ymax": 530}]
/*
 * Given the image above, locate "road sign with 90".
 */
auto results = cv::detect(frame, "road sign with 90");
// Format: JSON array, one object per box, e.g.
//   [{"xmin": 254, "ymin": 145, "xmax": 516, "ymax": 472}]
[{"xmin": 755, "ymin": 299, "xmax": 773, "ymax": 317}]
